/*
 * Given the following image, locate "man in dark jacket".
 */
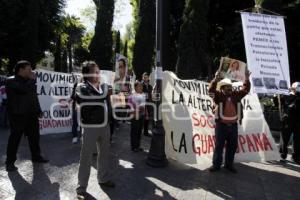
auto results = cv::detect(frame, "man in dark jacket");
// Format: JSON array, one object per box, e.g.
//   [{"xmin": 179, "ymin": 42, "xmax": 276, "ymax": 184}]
[
  {"xmin": 279, "ymin": 82, "xmax": 300, "ymax": 164},
  {"xmin": 208, "ymin": 70, "xmax": 251, "ymax": 173},
  {"xmin": 5, "ymin": 60, "xmax": 48, "ymax": 172}
]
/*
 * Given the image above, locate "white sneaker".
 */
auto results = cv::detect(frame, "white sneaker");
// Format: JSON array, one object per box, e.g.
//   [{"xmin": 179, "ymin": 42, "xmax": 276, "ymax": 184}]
[{"xmin": 72, "ymin": 137, "xmax": 78, "ymax": 144}]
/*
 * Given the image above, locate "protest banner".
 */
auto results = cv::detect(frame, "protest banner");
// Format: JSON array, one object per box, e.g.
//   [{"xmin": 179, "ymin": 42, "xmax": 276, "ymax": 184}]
[
  {"xmin": 36, "ymin": 69, "xmax": 78, "ymax": 135},
  {"xmin": 101, "ymin": 70, "xmax": 115, "ymax": 86},
  {"xmin": 241, "ymin": 12, "xmax": 290, "ymax": 94},
  {"xmin": 218, "ymin": 57, "xmax": 247, "ymax": 82},
  {"xmin": 110, "ymin": 93, "xmax": 126, "ymax": 108},
  {"xmin": 162, "ymin": 71, "xmax": 280, "ymax": 164},
  {"xmin": 115, "ymin": 53, "xmax": 128, "ymax": 79},
  {"xmin": 36, "ymin": 69, "xmax": 115, "ymax": 135}
]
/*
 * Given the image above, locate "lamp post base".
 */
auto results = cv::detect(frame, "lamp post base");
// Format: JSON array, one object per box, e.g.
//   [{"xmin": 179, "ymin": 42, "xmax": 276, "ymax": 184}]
[{"xmin": 146, "ymin": 122, "xmax": 168, "ymax": 167}]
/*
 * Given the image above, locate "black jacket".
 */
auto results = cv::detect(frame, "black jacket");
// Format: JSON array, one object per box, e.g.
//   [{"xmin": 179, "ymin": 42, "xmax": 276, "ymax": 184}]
[
  {"xmin": 75, "ymin": 81, "xmax": 111, "ymax": 125},
  {"xmin": 6, "ymin": 75, "xmax": 42, "ymax": 117},
  {"xmin": 142, "ymin": 81, "xmax": 153, "ymax": 102},
  {"xmin": 281, "ymin": 93, "xmax": 300, "ymax": 128}
]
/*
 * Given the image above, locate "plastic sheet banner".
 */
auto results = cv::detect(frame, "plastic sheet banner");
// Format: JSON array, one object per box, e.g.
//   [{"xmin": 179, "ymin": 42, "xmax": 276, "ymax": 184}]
[
  {"xmin": 218, "ymin": 57, "xmax": 247, "ymax": 82},
  {"xmin": 162, "ymin": 71, "xmax": 280, "ymax": 164},
  {"xmin": 36, "ymin": 69, "xmax": 115, "ymax": 135},
  {"xmin": 241, "ymin": 12, "xmax": 290, "ymax": 94},
  {"xmin": 36, "ymin": 70, "xmax": 78, "ymax": 134}
]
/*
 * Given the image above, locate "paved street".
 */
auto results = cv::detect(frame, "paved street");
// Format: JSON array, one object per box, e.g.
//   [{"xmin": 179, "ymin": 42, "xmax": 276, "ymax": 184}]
[{"xmin": 0, "ymin": 125, "xmax": 300, "ymax": 200}]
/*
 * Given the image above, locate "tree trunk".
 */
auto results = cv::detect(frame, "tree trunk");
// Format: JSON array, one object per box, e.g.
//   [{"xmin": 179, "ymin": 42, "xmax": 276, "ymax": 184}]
[
  {"xmin": 23, "ymin": 0, "xmax": 40, "ymax": 68},
  {"xmin": 176, "ymin": 0, "xmax": 212, "ymax": 80},
  {"xmin": 62, "ymin": 50, "xmax": 68, "ymax": 73},
  {"xmin": 89, "ymin": 0, "xmax": 115, "ymax": 70},
  {"xmin": 132, "ymin": 0, "xmax": 156, "ymax": 79},
  {"xmin": 54, "ymin": 35, "xmax": 62, "ymax": 72},
  {"xmin": 123, "ymin": 40, "xmax": 128, "ymax": 57},
  {"xmin": 68, "ymin": 42, "xmax": 73, "ymax": 72}
]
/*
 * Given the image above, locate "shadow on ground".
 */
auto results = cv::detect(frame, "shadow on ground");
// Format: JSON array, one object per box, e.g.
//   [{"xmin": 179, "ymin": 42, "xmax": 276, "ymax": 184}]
[{"xmin": 0, "ymin": 126, "xmax": 300, "ymax": 200}]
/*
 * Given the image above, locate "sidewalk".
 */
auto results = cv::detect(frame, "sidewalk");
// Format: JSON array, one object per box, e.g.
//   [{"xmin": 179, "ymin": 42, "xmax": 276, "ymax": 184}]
[{"xmin": 0, "ymin": 125, "xmax": 300, "ymax": 200}]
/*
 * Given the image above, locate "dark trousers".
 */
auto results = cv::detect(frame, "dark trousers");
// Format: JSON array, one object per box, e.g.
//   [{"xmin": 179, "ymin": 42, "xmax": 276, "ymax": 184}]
[
  {"xmin": 130, "ymin": 116, "xmax": 144, "ymax": 150},
  {"xmin": 143, "ymin": 105, "xmax": 152, "ymax": 135},
  {"xmin": 6, "ymin": 115, "xmax": 41, "ymax": 165},
  {"xmin": 212, "ymin": 122, "xmax": 238, "ymax": 168},
  {"xmin": 0, "ymin": 105, "xmax": 8, "ymax": 127},
  {"xmin": 144, "ymin": 119, "xmax": 149, "ymax": 135},
  {"xmin": 72, "ymin": 109, "xmax": 79, "ymax": 138},
  {"xmin": 109, "ymin": 114, "xmax": 114, "ymax": 142},
  {"xmin": 280, "ymin": 124, "xmax": 300, "ymax": 160}
]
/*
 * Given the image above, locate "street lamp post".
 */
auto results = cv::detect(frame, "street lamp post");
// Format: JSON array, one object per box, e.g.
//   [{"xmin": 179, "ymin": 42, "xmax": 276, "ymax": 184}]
[{"xmin": 146, "ymin": 0, "xmax": 168, "ymax": 167}]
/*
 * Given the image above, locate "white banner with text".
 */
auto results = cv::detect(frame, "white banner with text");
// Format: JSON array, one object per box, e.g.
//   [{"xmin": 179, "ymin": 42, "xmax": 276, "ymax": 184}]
[
  {"xmin": 241, "ymin": 12, "xmax": 290, "ymax": 94},
  {"xmin": 162, "ymin": 72, "xmax": 280, "ymax": 164}
]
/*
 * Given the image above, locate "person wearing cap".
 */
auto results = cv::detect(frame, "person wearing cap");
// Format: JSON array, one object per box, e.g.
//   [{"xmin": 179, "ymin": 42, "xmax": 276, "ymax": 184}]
[
  {"xmin": 279, "ymin": 82, "xmax": 300, "ymax": 164},
  {"xmin": 208, "ymin": 70, "xmax": 251, "ymax": 173},
  {"xmin": 141, "ymin": 72, "xmax": 153, "ymax": 136}
]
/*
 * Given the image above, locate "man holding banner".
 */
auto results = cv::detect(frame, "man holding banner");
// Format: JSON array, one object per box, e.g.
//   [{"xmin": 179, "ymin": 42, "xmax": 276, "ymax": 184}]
[{"xmin": 208, "ymin": 70, "xmax": 251, "ymax": 173}]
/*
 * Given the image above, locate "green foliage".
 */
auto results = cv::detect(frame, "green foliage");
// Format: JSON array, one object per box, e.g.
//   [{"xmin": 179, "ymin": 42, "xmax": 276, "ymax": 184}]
[
  {"xmin": 52, "ymin": 15, "xmax": 85, "ymax": 72},
  {"xmin": 260, "ymin": 97, "xmax": 275, "ymax": 108},
  {"xmin": 176, "ymin": 0, "xmax": 212, "ymax": 80},
  {"xmin": 123, "ymin": 40, "xmax": 128, "ymax": 57},
  {"xmin": 261, "ymin": 0, "xmax": 300, "ymax": 82},
  {"xmin": 0, "ymin": 0, "xmax": 65, "ymax": 74},
  {"xmin": 89, "ymin": 0, "xmax": 115, "ymax": 70},
  {"xmin": 122, "ymin": 22, "xmax": 135, "ymax": 68},
  {"xmin": 206, "ymin": 0, "xmax": 254, "ymax": 78},
  {"xmin": 80, "ymin": 5, "xmax": 97, "ymax": 27},
  {"xmin": 73, "ymin": 47, "xmax": 90, "ymax": 66},
  {"xmin": 130, "ymin": 0, "xmax": 140, "ymax": 36},
  {"xmin": 71, "ymin": 31, "xmax": 94, "ymax": 67},
  {"xmin": 163, "ymin": 0, "xmax": 185, "ymax": 71},
  {"xmin": 115, "ymin": 31, "xmax": 121, "ymax": 54},
  {"xmin": 132, "ymin": 0, "xmax": 156, "ymax": 80},
  {"xmin": 122, "ymin": 0, "xmax": 139, "ymax": 69},
  {"xmin": 0, "ymin": 58, "xmax": 9, "ymax": 74},
  {"xmin": 255, "ymin": 0, "xmax": 264, "ymax": 6},
  {"xmin": 81, "ymin": 32, "xmax": 94, "ymax": 50},
  {"xmin": 64, "ymin": 15, "xmax": 85, "ymax": 72},
  {"xmin": 174, "ymin": 0, "xmax": 300, "ymax": 81}
]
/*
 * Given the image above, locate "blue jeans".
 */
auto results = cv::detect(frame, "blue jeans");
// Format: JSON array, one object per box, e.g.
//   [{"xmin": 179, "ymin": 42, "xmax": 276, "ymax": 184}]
[{"xmin": 212, "ymin": 122, "xmax": 238, "ymax": 168}]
